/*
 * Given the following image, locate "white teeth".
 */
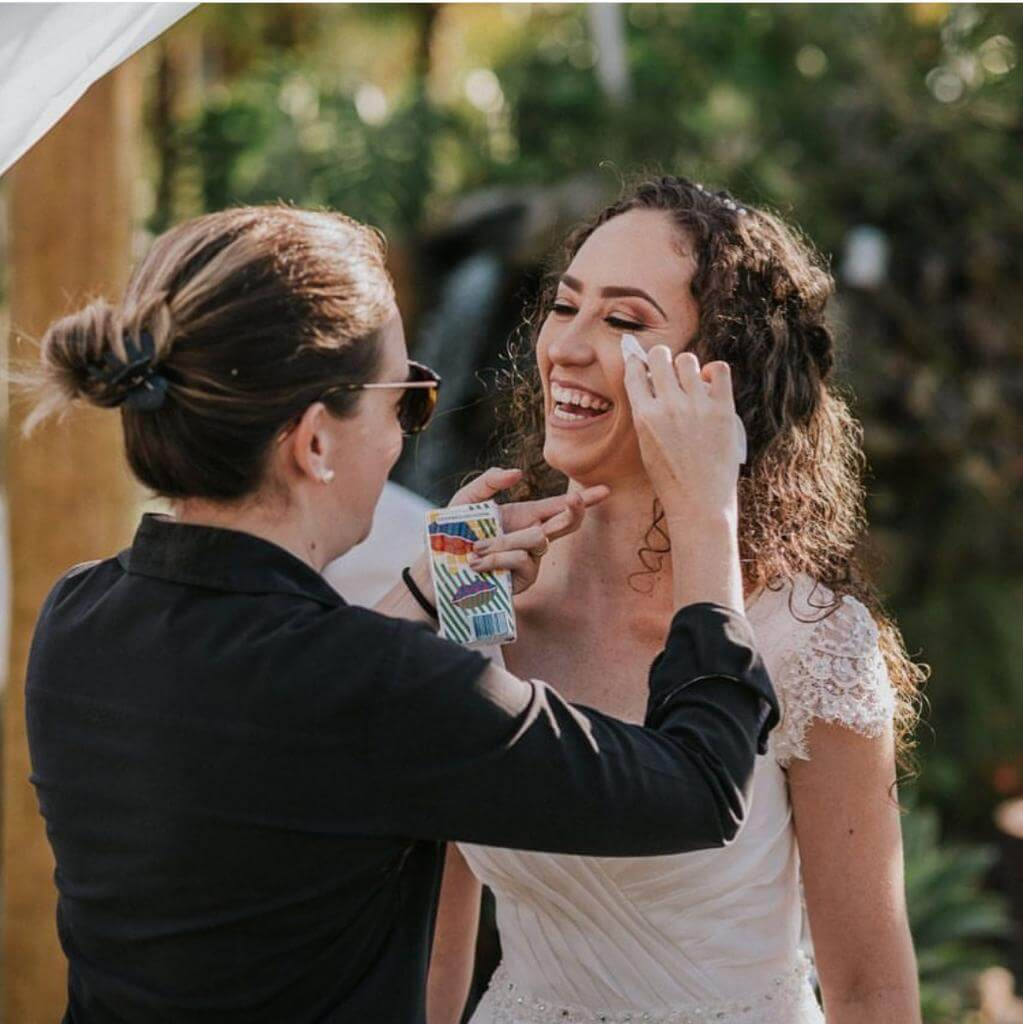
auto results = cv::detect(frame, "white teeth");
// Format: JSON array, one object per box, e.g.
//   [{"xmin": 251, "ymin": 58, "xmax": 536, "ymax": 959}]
[{"xmin": 551, "ymin": 383, "xmax": 612, "ymax": 412}]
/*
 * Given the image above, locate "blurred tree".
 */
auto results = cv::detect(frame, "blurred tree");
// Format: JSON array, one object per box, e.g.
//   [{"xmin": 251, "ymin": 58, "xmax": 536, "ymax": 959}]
[{"xmin": 903, "ymin": 800, "xmax": 1009, "ymax": 1021}]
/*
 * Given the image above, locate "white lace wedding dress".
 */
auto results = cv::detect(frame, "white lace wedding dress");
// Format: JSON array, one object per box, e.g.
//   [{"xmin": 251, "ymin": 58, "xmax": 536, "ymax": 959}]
[{"xmin": 459, "ymin": 576, "xmax": 896, "ymax": 1024}]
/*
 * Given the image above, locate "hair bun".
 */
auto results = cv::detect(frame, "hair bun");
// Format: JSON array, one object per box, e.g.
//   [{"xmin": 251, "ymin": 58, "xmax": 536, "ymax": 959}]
[
  {"xmin": 45, "ymin": 299, "xmax": 127, "ymax": 402},
  {"xmin": 21, "ymin": 299, "xmax": 137, "ymax": 434},
  {"xmin": 22, "ymin": 292, "xmax": 180, "ymax": 434}
]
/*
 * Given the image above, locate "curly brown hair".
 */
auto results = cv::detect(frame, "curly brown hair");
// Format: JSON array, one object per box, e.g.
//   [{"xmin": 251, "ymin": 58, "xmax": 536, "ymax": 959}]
[{"xmin": 492, "ymin": 174, "xmax": 925, "ymax": 776}]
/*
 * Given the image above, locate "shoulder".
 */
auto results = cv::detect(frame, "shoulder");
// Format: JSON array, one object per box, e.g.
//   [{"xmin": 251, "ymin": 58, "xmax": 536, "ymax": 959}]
[
  {"xmin": 760, "ymin": 575, "xmax": 895, "ymax": 767},
  {"xmin": 37, "ymin": 556, "xmax": 119, "ymax": 623},
  {"xmin": 755, "ymin": 574, "xmax": 880, "ymax": 663}
]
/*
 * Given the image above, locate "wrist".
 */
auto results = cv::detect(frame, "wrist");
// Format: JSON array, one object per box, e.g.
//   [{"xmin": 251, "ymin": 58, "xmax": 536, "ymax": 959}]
[
  {"xmin": 666, "ymin": 512, "xmax": 743, "ymax": 613},
  {"xmin": 408, "ymin": 551, "xmax": 432, "ymax": 593},
  {"xmin": 663, "ymin": 506, "xmax": 738, "ymax": 540},
  {"xmin": 401, "ymin": 558, "xmax": 438, "ymax": 622}
]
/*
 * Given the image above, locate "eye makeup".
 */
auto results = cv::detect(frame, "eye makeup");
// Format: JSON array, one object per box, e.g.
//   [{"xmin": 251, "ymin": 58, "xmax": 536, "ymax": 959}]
[
  {"xmin": 606, "ymin": 315, "xmax": 647, "ymax": 331},
  {"xmin": 550, "ymin": 299, "xmax": 649, "ymax": 333}
]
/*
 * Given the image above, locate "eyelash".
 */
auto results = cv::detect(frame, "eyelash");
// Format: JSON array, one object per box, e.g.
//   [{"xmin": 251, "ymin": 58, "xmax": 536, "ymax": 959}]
[{"xmin": 551, "ymin": 303, "xmax": 647, "ymax": 332}]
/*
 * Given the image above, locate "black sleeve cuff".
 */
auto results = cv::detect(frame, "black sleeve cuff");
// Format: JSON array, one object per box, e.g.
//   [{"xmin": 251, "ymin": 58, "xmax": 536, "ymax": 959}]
[{"xmin": 644, "ymin": 602, "xmax": 780, "ymax": 754}]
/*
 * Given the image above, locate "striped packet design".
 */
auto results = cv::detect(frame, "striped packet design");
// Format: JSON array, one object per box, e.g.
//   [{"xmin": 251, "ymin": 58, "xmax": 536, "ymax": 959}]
[{"xmin": 425, "ymin": 501, "xmax": 517, "ymax": 648}]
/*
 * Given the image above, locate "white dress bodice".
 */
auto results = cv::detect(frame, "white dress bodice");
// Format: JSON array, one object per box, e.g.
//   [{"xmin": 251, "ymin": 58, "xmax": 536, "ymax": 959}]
[{"xmin": 460, "ymin": 577, "xmax": 896, "ymax": 1024}]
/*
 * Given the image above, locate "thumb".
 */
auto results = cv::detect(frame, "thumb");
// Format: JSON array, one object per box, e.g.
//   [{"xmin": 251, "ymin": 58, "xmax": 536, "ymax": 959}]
[{"xmin": 451, "ymin": 467, "xmax": 523, "ymax": 506}]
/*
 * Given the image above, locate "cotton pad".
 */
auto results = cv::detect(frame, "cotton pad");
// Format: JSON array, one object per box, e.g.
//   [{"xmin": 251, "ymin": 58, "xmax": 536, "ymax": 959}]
[{"xmin": 620, "ymin": 332, "xmax": 649, "ymax": 366}]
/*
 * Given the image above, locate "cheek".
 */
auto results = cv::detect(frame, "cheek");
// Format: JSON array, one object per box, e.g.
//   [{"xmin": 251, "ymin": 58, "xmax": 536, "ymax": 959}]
[
  {"xmin": 385, "ymin": 427, "xmax": 403, "ymax": 467},
  {"xmin": 352, "ymin": 400, "xmax": 402, "ymax": 472},
  {"xmin": 381, "ymin": 409, "xmax": 403, "ymax": 466},
  {"xmin": 535, "ymin": 330, "xmax": 554, "ymax": 400},
  {"xmin": 602, "ymin": 354, "xmax": 630, "ymax": 410}
]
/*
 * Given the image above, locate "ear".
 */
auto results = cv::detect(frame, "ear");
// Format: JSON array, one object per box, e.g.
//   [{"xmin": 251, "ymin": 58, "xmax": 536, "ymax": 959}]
[{"xmin": 284, "ymin": 402, "xmax": 339, "ymax": 485}]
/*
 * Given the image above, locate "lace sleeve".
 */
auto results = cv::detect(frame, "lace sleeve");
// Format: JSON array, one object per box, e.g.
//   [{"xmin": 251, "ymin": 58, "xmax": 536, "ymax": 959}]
[{"xmin": 772, "ymin": 594, "xmax": 896, "ymax": 768}]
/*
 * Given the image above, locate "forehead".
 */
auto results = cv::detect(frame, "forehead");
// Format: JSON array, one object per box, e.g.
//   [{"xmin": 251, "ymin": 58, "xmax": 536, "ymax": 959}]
[{"xmin": 566, "ymin": 209, "xmax": 696, "ymax": 305}]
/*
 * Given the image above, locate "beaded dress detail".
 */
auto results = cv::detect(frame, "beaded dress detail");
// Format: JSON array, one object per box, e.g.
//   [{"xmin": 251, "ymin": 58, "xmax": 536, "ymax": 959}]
[{"xmin": 461, "ymin": 577, "xmax": 895, "ymax": 1024}]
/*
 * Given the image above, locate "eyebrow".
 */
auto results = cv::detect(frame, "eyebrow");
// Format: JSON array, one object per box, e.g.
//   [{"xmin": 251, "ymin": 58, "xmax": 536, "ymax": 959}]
[{"xmin": 560, "ymin": 274, "xmax": 668, "ymax": 320}]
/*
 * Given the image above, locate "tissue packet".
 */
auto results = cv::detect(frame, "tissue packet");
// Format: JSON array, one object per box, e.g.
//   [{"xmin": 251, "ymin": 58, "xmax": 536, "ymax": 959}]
[{"xmin": 426, "ymin": 501, "xmax": 517, "ymax": 648}]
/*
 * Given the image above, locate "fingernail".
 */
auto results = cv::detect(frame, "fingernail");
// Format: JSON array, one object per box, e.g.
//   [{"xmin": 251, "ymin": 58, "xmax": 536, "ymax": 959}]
[
  {"xmin": 474, "ymin": 541, "xmax": 490, "ymax": 553},
  {"xmin": 467, "ymin": 554, "xmax": 482, "ymax": 566}
]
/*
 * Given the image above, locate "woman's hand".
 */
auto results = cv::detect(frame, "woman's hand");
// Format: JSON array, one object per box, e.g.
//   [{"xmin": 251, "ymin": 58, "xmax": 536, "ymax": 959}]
[
  {"xmin": 622, "ymin": 347, "xmax": 739, "ymax": 526},
  {"xmin": 623, "ymin": 347, "xmax": 744, "ymax": 611},
  {"xmin": 448, "ymin": 467, "xmax": 609, "ymax": 594}
]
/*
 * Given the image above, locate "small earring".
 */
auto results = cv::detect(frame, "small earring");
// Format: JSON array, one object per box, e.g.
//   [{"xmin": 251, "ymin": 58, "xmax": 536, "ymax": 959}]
[{"xmin": 321, "ymin": 469, "xmax": 335, "ymax": 484}]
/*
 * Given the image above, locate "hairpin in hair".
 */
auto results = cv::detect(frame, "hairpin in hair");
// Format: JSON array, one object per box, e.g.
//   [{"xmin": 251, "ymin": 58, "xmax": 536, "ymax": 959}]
[
  {"xmin": 88, "ymin": 330, "xmax": 169, "ymax": 411},
  {"xmin": 695, "ymin": 181, "xmax": 749, "ymax": 216}
]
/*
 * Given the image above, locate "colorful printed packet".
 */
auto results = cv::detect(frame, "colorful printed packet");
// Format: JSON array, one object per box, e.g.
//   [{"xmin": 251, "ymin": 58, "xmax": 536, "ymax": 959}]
[{"xmin": 426, "ymin": 501, "xmax": 517, "ymax": 648}]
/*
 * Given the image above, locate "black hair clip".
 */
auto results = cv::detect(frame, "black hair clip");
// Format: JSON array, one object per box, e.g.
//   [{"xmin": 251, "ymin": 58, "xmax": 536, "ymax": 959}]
[{"xmin": 88, "ymin": 330, "xmax": 169, "ymax": 412}]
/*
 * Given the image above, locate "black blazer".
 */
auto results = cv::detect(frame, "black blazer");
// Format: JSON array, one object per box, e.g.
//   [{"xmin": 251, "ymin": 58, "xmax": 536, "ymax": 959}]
[{"xmin": 26, "ymin": 513, "xmax": 778, "ymax": 1023}]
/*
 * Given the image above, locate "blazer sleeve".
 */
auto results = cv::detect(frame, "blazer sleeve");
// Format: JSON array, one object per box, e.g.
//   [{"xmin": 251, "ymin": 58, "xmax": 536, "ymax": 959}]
[{"xmin": 365, "ymin": 602, "xmax": 779, "ymax": 856}]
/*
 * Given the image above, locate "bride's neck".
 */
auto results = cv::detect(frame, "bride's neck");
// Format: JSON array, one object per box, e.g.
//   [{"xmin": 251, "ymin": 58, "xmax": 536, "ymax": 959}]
[
  {"xmin": 544, "ymin": 472, "xmax": 756, "ymax": 616},
  {"xmin": 548, "ymin": 472, "xmax": 677, "ymax": 615}
]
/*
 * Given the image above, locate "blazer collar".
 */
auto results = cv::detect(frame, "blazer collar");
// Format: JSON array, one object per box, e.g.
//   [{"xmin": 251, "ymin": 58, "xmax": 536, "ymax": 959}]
[{"xmin": 118, "ymin": 514, "xmax": 345, "ymax": 608}]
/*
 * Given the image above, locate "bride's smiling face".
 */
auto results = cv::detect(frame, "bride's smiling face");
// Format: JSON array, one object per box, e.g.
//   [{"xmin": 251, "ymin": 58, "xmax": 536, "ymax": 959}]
[{"xmin": 537, "ymin": 208, "xmax": 701, "ymax": 486}]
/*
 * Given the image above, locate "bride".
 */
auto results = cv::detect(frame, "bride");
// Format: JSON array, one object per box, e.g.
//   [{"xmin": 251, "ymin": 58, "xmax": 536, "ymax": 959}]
[{"xmin": 427, "ymin": 177, "xmax": 924, "ymax": 1023}]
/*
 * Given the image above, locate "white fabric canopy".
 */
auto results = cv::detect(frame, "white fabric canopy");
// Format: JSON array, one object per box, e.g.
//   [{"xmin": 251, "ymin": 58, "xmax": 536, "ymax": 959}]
[{"xmin": 0, "ymin": 2, "xmax": 197, "ymax": 178}]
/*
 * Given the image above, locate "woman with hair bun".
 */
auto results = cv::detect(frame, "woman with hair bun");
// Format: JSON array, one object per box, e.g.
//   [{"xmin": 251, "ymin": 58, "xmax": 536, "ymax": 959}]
[
  {"xmin": 22, "ymin": 204, "xmax": 778, "ymax": 1023},
  {"xmin": 430, "ymin": 178, "xmax": 924, "ymax": 1024}
]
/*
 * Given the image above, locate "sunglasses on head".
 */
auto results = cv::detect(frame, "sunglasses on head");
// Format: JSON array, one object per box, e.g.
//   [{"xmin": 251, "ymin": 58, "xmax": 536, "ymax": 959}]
[{"xmin": 320, "ymin": 360, "xmax": 441, "ymax": 436}]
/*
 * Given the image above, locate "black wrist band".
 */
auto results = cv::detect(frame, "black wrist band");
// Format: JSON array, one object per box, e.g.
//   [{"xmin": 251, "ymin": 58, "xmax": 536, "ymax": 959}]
[{"xmin": 402, "ymin": 566, "xmax": 438, "ymax": 620}]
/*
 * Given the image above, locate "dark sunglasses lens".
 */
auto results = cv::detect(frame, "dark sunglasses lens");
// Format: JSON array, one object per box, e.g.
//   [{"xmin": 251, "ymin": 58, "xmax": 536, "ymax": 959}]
[{"xmin": 400, "ymin": 363, "xmax": 440, "ymax": 434}]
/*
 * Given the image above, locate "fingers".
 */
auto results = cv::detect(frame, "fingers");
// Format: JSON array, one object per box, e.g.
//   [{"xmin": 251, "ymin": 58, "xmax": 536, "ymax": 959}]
[
  {"xmin": 648, "ymin": 345, "xmax": 680, "ymax": 399},
  {"xmin": 472, "ymin": 482, "xmax": 605, "ymax": 585},
  {"xmin": 451, "ymin": 466, "xmax": 522, "ymax": 506},
  {"xmin": 472, "ymin": 523, "xmax": 548, "ymax": 559},
  {"xmin": 577, "ymin": 483, "xmax": 611, "ymax": 507},
  {"xmin": 701, "ymin": 360, "xmax": 735, "ymax": 408},
  {"xmin": 622, "ymin": 351, "xmax": 654, "ymax": 415},
  {"xmin": 479, "ymin": 488, "xmax": 590, "ymax": 558},
  {"xmin": 467, "ymin": 549, "xmax": 537, "ymax": 589},
  {"xmin": 502, "ymin": 484, "xmax": 609, "ymax": 532},
  {"xmin": 674, "ymin": 351, "xmax": 703, "ymax": 396},
  {"xmin": 535, "ymin": 491, "xmax": 585, "ymax": 542}
]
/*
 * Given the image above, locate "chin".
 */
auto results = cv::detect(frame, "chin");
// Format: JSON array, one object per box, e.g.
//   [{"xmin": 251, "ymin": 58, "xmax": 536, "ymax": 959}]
[
  {"xmin": 543, "ymin": 420, "xmax": 642, "ymax": 488},
  {"xmin": 543, "ymin": 435, "xmax": 609, "ymax": 486}
]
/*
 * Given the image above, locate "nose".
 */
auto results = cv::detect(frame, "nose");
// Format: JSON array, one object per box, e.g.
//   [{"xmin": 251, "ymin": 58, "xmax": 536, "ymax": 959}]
[{"xmin": 545, "ymin": 318, "xmax": 596, "ymax": 369}]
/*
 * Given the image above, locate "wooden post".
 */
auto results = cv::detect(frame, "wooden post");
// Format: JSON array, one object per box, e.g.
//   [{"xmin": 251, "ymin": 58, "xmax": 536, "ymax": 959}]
[{"xmin": 3, "ymin": 60, "xmax": 142, "ymax": 1024}]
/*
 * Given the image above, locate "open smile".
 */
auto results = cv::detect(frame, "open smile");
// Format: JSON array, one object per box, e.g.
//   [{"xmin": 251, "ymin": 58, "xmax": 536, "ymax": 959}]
[{"xmin": 549, "ymin": 380, "xmax": 615, "ymax": 428}]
